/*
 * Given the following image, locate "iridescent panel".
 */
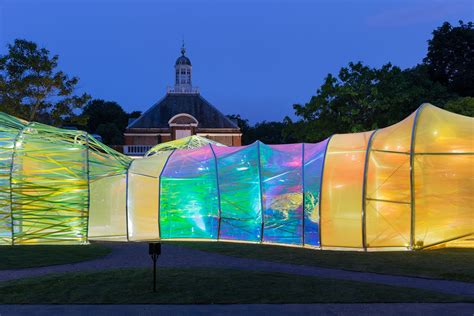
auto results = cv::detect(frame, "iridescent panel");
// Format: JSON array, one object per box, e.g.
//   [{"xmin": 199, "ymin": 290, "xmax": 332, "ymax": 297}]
[
  {"xmin": 213, "ymin": 143, "xmax": 261, "ymax": 241},
  {"xmin": 160, "ymin": 146, "xmax": 219, "ymax": 239},
  {"xmin": 303, "ymin": 139, "xmax": 329, "ymax": 247},
  {"xmin": 260, "ymin": 143, "xmax": 303, "ymax": 245}
]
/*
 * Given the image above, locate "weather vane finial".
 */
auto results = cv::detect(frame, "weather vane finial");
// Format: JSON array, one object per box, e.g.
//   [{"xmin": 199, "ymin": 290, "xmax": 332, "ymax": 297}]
[{"xmin": 181, "ymin": 37, "xmax": 186, "ymax": 56}]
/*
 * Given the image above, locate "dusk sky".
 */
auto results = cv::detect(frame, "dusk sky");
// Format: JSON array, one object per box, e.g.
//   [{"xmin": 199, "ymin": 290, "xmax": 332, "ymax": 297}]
[{"xmin": 1, "ymin": 0, "xmax": 472, "ymax": 123}]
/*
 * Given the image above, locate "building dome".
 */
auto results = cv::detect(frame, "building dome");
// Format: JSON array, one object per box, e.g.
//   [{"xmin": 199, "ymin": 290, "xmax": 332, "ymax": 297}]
[
  {"xmin": 175, "ymin": 55, "xmax": 191, "ymax": 66},
  {"xmin": 175, "ymin": 45, "xmax": 191, "ymax": 66}
]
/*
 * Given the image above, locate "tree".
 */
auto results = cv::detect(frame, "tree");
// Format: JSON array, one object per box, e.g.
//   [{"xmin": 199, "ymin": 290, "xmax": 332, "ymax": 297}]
[
  {"xmin": 444, "ymin": 97, "xmax": 474, "ymax": 117},
  {"xmin": 0, "ymin": 39, "xmax": 90, "ymax": 125},
  {"xmin": 95, "ymin": 122, "xmax": 123, "ymax": 145},
  {"xmin": 287, "ymin": 62, "xmax": 453, "ymax": 142},
  {"xmin": 227, "ymin": 114, "xmax": 296, "ymax": 144},
  {"xmin": 227, "ymin": 114, "xmax": 252, "ymax": 144},
  {"xmin": 81, "ymin": 99, "xmax": 129, "ymax": 144},
  {"xmin": 424, "ymin": 21, "xmax": 474, "ymax": 96},
  {"xmin": 128, "ymin": 111, "xmax": 142, "ymax": 119}
]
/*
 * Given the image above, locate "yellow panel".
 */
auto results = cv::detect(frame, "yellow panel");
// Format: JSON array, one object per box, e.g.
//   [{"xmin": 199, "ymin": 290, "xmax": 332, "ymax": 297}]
[
  {"xmin": 130, "ymin": 152, "xmax": 171, "ymax": 178},
  {"xmin": 413, "ymin": 154, "xmax": 474, "ymax": 248},
  {"xmin": 321, "ymin": 131, "xmax": 372, "ymax": 248},
  {"xmin": 127, "ymin": 153, "xmax": 170, "ymax": 241},
  {"xmin": 415, "ymin": 104, "xmax": 473, "ymax": 153},
  {"xmin": 366, "ymin": 201, "xmax": 411, "ymax": 248},
  {"xmin": 365, "ymin": 113, "xmax": 414, "ymax": 248},
  {"xmin": 88, "ymin": 174, "xmax": 127, "ymax": 241},
  {"xmin": 366, "ymin": 151, "xmax": 411, "ymax": 202},
  {"xmin": 371, "ymin": 113, "xmax": 415, "ymax": 153},
  {"xmin": 413, "ymin": 105, "xmax": 474, "ymax": 248},
  {"xmin": 127, "ymin": 174, "xmax": 159, "ymax": 241}
]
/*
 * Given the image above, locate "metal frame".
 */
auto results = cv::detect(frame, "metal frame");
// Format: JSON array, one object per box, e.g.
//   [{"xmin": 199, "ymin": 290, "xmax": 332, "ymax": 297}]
[
  {"xmin": 209, "ymin": 144, "xmax": 222, "ymax": 240},
  {"xmin": 301, "ymin": 143, "xmax": 305, "ymax": 246},
  {"xmin": 256, "ymin": 141, "xmax": 265, "ymax": 243},
  {"xmin": 9, "ymin": 123, "xmax": 32, "ymax": 246},
  {"xmin": 409, "ymin": 104, "xmax": 427, "ymax": 250},
  {"xmin": 124, "ymin": 159, "xmax": 135, "ymax": 242},
  {"xmin": 157, "ymin": 149, "xmax": 176, "ymax": 239},
  {"xmin": 318, "ymin": 136, "xmax": 333, "ymax": 249},
  {"xmin": 85, "ymin": 133, "xmax": 91, "ymax": 244},
  {"xmin": 361, "ymin": 130, "xmax": 378, "ymax": 251}
]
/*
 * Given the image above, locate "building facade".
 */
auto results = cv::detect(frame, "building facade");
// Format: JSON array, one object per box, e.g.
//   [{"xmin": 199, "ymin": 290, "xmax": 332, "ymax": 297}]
[{"xmin": 124, "ymin": 45, "xmax": 241, "ymax": 156}]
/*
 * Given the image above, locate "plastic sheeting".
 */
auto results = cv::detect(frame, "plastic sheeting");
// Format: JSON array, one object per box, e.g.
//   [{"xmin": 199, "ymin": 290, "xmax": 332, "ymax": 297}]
[
  {"xmin": 0, "ymin": 104, "xmax": 472, "ymax": 250},
  {"xmin": 321, "ymin": 132, "xmax": 373, "ymax": 249},
  {"xmin": 159, "ymin": 146, "xmax": 219, "ymax": 239},
  {"xmin": 365, "ymin": 113, "xmax": 415, "ymax": 248},
  {"xmin": 413, "ymin": 106, "xmax": 474, "ymax": 248}
]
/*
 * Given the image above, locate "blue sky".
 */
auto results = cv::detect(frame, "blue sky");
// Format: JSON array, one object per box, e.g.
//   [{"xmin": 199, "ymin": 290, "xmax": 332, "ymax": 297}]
[{"xmin": 1, "ymin": 0, "xmax": 472, "ymax": 122}]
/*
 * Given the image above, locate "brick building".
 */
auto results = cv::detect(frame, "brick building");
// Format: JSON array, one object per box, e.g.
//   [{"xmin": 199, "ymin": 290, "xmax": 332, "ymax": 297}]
[{"xmin": 124, "ymin": 45, "xmax": 241, "ymax": 156}]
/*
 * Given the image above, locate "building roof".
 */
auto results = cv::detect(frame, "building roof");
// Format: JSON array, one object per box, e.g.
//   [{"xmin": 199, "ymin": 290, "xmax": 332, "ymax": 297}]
[
  {"xmin": 176, "ymin": 55, "xmax": 191, "ymax": 66},
  {"xmin": 127, "ymin": 94, "xmax": 239, "ymax": 129}
]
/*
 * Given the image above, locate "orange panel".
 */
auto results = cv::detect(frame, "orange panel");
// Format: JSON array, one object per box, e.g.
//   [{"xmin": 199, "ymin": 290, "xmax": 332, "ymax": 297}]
[{"xmin": 321, "ymin": 131, "xmax": 373, "ymax": 248}]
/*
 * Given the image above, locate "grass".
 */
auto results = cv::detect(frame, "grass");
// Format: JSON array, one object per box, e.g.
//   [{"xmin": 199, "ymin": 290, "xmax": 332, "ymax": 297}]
[
  {"xmin": 168, "ymin": 241, "xmax": 474, "ymax": 283},
  {"xmin": 0, "ymin": 267, "xmax": 472, "ymax": 304},
  {"xmin": 0, "ymin": 244, "xmax": 111, "ymax": 270}
]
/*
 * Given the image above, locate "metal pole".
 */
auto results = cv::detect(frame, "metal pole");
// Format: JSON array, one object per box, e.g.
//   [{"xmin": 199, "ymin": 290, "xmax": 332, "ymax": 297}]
[
  {"xmin": 362, "ymin": 130, "xmax": 377, "ymax": 251},
  {"xmin": 409, "ymin": 104, "xmax": 427, "ymax": 250},
  {"xmin": 149, "ymin": 243, "xmax": 161, "ymax": 292}
]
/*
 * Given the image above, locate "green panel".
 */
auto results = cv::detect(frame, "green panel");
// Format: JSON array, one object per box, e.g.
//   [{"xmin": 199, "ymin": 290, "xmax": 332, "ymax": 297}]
[{"xmin": 160, "ymin": 146, "xmax": 219, "ymax": 239}]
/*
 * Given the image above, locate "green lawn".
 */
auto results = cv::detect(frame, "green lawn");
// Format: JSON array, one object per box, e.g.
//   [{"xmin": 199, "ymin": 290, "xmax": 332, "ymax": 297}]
[
  {"xmin": 169, "ymin": 241, "xmax": 474, "ymax": 283},
  {"xmin": 0, "ymin": 267, "xmax": 472, "ymax": 304},
  {"xmin": 0, "ymin": 244, "xmax": 111, "ymax": 270}
]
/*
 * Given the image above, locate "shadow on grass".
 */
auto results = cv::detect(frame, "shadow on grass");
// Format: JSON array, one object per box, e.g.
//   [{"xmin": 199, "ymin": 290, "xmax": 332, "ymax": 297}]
[
  {"xmin": 0, "ymin": 267, "xmax": 472, "ymax": 304},
  {"xmin": 167, "ymin": 241, "xmax": 474, "ymax": 283},
  {"xmin": 0, "ymin": 244, "xmax": 111, "ymax": 270}
]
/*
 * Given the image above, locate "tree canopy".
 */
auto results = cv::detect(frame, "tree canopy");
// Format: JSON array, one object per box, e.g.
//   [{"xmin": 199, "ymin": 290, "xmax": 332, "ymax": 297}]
[
  {"xmin": 424, "ymin": 21, "xmax": 474, "ymax": 96},
  {"xmin": 286, "ymin": 62, "xmax": 454, "ymax": 142},
  {"xmin": 0, "ymin": 39, "xmax": 90, "ymax": 125},
  {"xmin": 81, "ymin": 99, "xmax": 135, "ymax": 145}
]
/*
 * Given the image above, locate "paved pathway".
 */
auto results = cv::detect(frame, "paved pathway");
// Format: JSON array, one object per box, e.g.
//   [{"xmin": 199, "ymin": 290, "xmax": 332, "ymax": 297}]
[
  {"xmin": 1, "ymin": 303, "xmax": 474, "ymax": 316},
  {"xmin": 1, "ymin": 243, "xmax": 474, "ymax": 297}
]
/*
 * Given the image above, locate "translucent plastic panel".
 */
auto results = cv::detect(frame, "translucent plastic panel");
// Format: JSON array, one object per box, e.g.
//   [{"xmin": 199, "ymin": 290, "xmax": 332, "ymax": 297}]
[
  {"xmin": 413, "ymin": 105, "xmax": 474, "ymax": 248},
  {"xmin": 128, "ymin": 153, "xmax": 171, "ymax": 241},
  {"xmin": 160, "ymin": 146, "xmax": 219, "ymax": 239},
  {"xmin": 321, "ymin": 132, "xmax": 372, "ymax": 248},
  {"xmin": 130, "ymin": 152, "xmax": 172, "ymax": 178},
  {"xmin": 366, "ymin": 201, "xmax": 411, "ymax": 248},
  {"xmin": 364, "ymin": 113, "xmax": 415, "ymax": 248},
  {"xmin": 413, "ymin": 154, "xmax": 474, "ymax": 248},
  {"xmin": 213, "ymin": 144, "xmax": 262, "ymax": 242},
  {"xmin": 366, "ymin": 152, "xmax": 411, "ymax": 202},
  {"xmin": 415, "ymin": 105, "xmax": 474, "ymax": 154},
  {"xmin": 0, "ymin": 115, "xmax": 25, "ymax": 245},
  {"xmin": 88, "ymin": 174, "xmax": 127, "ymax": 241},
  {"xmin": 127, "ymin": 174, "xmax": 159, "ymax": 241},
  {"xmin": 11, "ymin": 126, "xmax": 88, "ymax": 244},
  {"xmin": 303, "ymin": 140, "xmax": 329, "ymax": 247},
  {"xmin": 260, "ymin": 143, "xmax": 303, "ymax": 245},
  {"xmin": 0, "ymin": 131, "xmax": 15, "ymax": 244},
  {"xmin": 371, "ymin": 112, "xmax": 415, "ymax": 153}
]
